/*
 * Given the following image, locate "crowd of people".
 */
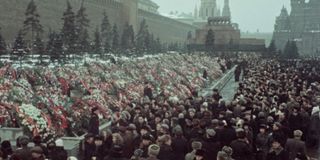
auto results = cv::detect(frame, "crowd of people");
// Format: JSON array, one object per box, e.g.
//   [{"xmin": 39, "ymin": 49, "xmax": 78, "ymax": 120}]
[{"xmin": 1, "ymin": 56, "xmax": 320, "ymax": 160}]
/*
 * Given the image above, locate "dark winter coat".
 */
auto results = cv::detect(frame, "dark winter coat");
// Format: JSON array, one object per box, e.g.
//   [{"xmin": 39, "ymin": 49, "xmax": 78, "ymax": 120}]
[
  {"xmin": 220, "ymin": 126, "xmax": 237, "ymax": 146},
  {"xmin": 230, "ymin": 139, "xmax": 253, "ymax": 160},
  {"xmin": 171, "ymin": 136, "xmax": 189, "ymax": 160},
  {"xmin": 202, "ymin": 136, "xmax": 221, "ymax": 160},
  {"xmin": 84, "ymin": 142, "xmax": 96, "ymax": 160},
  {"xmin": 285, "ymin": 138, "xmax": 306, "ymax": 160},
  {"xmin": 266, "ymin": 148, "xmax": 289, "ymax": 160},
  {"xmin": 50, "ymin": 147, "xmax": 68, "ymax": 160},
  {"xmin": 13, "ymin": 147, "xmax": 32, "ymax": 160},
  {"xmin": 88, "ymin": 113, "xmax": 100, "ymax": 135},
  {"xmin": 158, "ymin": 144, "xmax": 174, "ymax": 160}
]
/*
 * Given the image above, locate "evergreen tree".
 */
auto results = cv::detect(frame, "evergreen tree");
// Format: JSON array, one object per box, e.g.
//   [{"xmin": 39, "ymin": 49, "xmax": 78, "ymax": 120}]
[
  {"xmin": 51, "ymin": 33, "xmax": 63, "ymax": 62},
  {"xmin": 13, "ymin": 31, "xmax": 27, "ymax": 55},
  {"xmin": 136, "ymin": 19, "xmax": 148, "ymax": 52},
  {"xmin": 155, "ymin": 37, "xmax": 162, "ymax": 53},
  {"xmin": 112, "ymin": 24, "xmax": 119, "ymax": 52},
  {"xmin": 33, "ymin": 33, "xmax": 44, "ymax": 57},
  {"xmin": 93, "ymin": 26, "xmax": 102, "ymax": 54},
  {"xmin": 0, "ymin": 29, "xmax": 6, "ymax": 55},
  {"xmin": 290, "ymin": 41, "xmax": 299, "ymax": 59},
  {"xmin": 128, "ymin": 25, "xmax": 135, "ymax": 49},
  {"xmin": 46, "ymin": 31, "xmax": 56, "ymax": 55},
  {"xmin": 101, "ymin": 11, "xmax": 112, "ymax": 52},
  {"xmin": 205, "ymin": 29, "xmax": 214, "ymax": 53},
  {"xmin": 75, "ymin": 3, "xmax": 90, "ymax": 53},
  {"xmin": 268, "ymin": 40, "xmax": 277, "ymax": 56},
  {"xmin": 23, "ymin": 0, "xmax": 43, "ymax": 52},
  {"xmin": 283, "ymin": 40, "xmax": 299, "ymax": 59},
  {"xmin": 61, "ymin": 0, "xmax": 77, "ymax": 54},
  {"xmin": 144, "ymin": 31, "xmax": 150, "ymax": 52},
  {"xmin": 79, "ymin": 28, "xmax": 90, "ymax": 53},
  {"xmin": 121, "ymin": 22, "xmax": 130, "ymax": 50},
  {"xmin": 12, "ymin": 31, "xmax": 27, "ymax": 64}
]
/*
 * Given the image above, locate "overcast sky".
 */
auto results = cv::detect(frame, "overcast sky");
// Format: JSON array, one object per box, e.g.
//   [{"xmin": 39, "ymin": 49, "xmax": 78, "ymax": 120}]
[{"xmin": 153, "ymin": 0, "xmax": 291, "ymax": 33}]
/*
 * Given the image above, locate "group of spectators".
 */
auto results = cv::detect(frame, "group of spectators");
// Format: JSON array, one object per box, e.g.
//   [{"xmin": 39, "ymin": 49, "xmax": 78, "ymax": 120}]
[{"xmin": 1, "ymin": 57, "xmax": 320, "ymax": 160}]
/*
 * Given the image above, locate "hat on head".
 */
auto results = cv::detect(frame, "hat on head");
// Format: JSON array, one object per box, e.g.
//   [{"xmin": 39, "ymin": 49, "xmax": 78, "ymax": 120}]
[
  {"xmin": 294, "ymin": 130, "xmax": 303, "ymax": 137},
  {"xmin": 188, "ymin": 108, "xmax": 196, "ymax": 113},
  {"xmin": 67, "ymin": 156, "xmax": 78, "ymax": 160},
  {"xmin": 133, "ymin": 149, "xmax": 144, "ymax": 157},
  {"xmin": 206, "ymin": 129, "xmax": 216, "ymax": 137},
  {"xmin": 128, "ymin": 124, "xmax": 137, "ymax": 130},
  {"xmin": 191, "ymin": 141, "xmax": 202, "ymax": 150},
  {"xmin": 222, "ymin": 146, "xmax": 233, "ymax": 157},
  {"xmin": 18, "ymin": 136, "xmax": 29, "ymax": 146},
  {"xmin": 142, "ymin": 134, "xmax": 153, "ymax": 141},
  {"xmin": 31, "ymin": 146, "xmax": 43, "ymax": 154},
  {"xmin": 148, "ymin": 144, "xmax": 160, "ymax": 156},
  {"xmin": 55, "ymin": 138, "xmax": 64, "ymax": 147}
]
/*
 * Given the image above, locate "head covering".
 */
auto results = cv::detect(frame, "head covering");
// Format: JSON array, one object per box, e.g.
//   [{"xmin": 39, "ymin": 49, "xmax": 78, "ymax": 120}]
[
  {"xmin": 206, "ymin": 129, "xmax": 216, "ymax": 137},
  {"xmin": 191, "ymin": 141, "xmax": 202, "ymax": 150},
  {"xmin": 68, "ymin": 156, "xmax": 78, "ymax": 160},
  {"xmin": 55, "ymin": 139, "xmax": 64, "ymax": 147},
  {"xmin": 31, "ymin": 146, "xmax": 43, "ymax": 154},
  {"xmin": 294, "ymin": 130, "xmax": 303, "ymax": 137},
  {"xmin": 148, "ymin": 144, "xmax": 160, "ymax": 156},
  {"xmin": 222, "ymin": 146, "xmax": 233, "ymax": 157},
  {"xmin": 133, "ymin": 149, "xmax": 144, "ymax": 157},
  {"xmin": 18, "ymin": 136, "xmax": 29, "ymax": 146}
]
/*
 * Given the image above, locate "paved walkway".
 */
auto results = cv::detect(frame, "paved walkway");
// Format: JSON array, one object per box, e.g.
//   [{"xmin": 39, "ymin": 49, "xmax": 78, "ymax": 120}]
[{"xmin": 220, "ymin": 75, "xmax": 239, "ymax": 102}]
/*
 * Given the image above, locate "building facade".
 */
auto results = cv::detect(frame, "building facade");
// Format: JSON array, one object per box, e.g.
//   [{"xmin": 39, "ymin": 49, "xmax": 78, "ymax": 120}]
[{"xmin": 273, "ymin": 0, "xmax": 320, "ymax": 55}]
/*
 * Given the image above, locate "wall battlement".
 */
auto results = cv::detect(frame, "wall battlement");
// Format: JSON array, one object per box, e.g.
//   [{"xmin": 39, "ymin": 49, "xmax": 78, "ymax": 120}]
[{"xmin": 0, "ymin": 0, "xmax": 194, "ymax": 44}]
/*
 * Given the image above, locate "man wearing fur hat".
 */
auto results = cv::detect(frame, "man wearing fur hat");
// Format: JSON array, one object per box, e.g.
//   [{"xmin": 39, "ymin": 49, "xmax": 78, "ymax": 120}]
[
  {"xmin": 185, "ymin": 141, "xmax": 202, "ymax": 160},
  {"xmin": 285, "ymin": 130, "xmax": 307, "ymax": 160},
  {"xmin": 12, "ymin": 136, "xmax": 32, "ymax": 160},
  {"xmin": 202, "ymin": 129, "xmax": 221, "ymax": 160},
  {"xmin": 230, "ymin": 129, "xmax": 253, "ymax": 160},
  {"xmin": 142, "ymin": 144, "xmax": 160, "ymax": 160}
]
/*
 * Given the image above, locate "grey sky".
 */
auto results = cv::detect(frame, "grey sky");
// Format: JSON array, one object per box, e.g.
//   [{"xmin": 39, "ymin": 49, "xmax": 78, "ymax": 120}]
[{"xmin": 153, "ymin": 0, "xmax": 291, "ymax": 33}]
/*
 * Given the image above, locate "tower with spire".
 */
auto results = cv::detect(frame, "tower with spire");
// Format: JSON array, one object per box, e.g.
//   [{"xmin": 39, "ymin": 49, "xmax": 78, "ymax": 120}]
[
  {"xmin": 199, "ymin": 0, "xmax": 217, "ymax": 20},
  {"xmin": 222, "ymin": 0, "xmax": 231, "ymax": 18}
]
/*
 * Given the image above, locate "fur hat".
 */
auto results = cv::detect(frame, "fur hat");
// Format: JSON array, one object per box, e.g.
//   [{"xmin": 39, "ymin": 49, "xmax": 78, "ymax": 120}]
[
  {"xmin": 55, "ymin": 138, "xmax": 64, "ymax": 147},
  {"xmin": 148, "ymin": 144, "xmax": 160, "ymax": 156},
  {"xmin": 294, "ymin": 130, "xmax": 303, "ymax": 137},
  {"xmin": 191, "ymin": 141, "xmax": 202, "ymax": 150},
  {"xmin": 31, "ymin": 146, "xmax": 43, "ymax": 154},
  {"xmin": 18, "ymin": 136, "xmax": 29, "ymax": 146},
  {"xmin": 67, "ymin": 156, "xmax": 78, "ymax": 160},
  {"xmin": 206, "ymin": 129, "xmax": 216, "ymax": 137}
]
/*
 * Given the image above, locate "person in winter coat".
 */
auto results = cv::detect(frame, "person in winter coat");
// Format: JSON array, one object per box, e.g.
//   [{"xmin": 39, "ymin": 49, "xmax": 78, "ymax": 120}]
[
  {"xmin": 230, "ymin": 129, "xmax": 253, "ymax": 160},
  {"xmin": 171, "ymin": 129, "xmax": 188, "ymax": 160},
  {"xmin": 285, "ymin": 130, "xmax": 307, "ymax": 160},
  {"xmin": 266, "ymin": 138, "xmax": 289, "ymax": 160},
  {"xmin": 1, "ymin": 140, "xmax": 13, "ymax": 159},
  {"xmin": 30, "ymin": 146, "xmax": 45, "ymax": 160},
  {"xmin": 50, "ymin": 139, "xmax": 68, "ymax": 160},
  {"xmin": 83, "ymin": 134, "xmax": 96, "ymax": 160},
  {"xmin": 217, "ymin": 146, "xmax": 234, "ymax": 160},
  {"xmin": 157, "ymin": 135, "xmax": 174, "ymax": 160},
  {"xmin": 255, "ymin": 124, "xmax": 269, "ymax": 160},
  {"xmin": 88, "ymin": 107, "xmax": 100, "ymax": 136},
  {"xmin": 142, "ymin": 144, "xmax": 160, "ymax": 160},
  {"xmin": 12, "ymin": 136, "xmax": 32, "ymax": 160},
  {"xmin": 103, "ymin": 145, "xmax": 128, "ymax": 160},
  {"xmin": 185, "ymin": 141, "xmax": 202, "ymax": 160},
  {"xmin": 193, "ymin": 149, "xmax": 205, "ymax": 160},
  {"xmin": 202, "ymin": 129, "xmax": 221, "ymax": 160}
]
